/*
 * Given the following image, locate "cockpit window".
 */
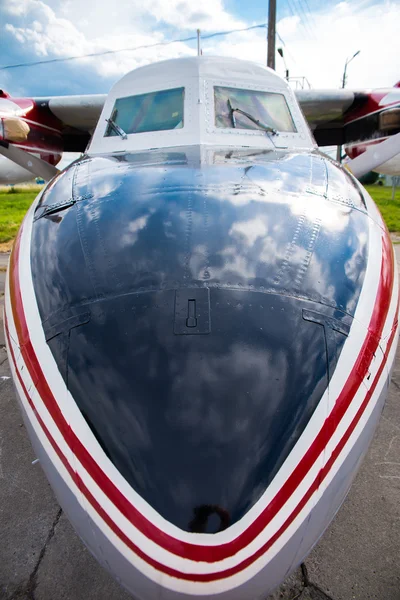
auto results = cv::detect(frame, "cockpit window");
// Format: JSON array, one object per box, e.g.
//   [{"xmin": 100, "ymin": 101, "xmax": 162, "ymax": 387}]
[
  {"xmin": 214, "ymin": 86, "xmax": 296, "ymax": 133},
  {"xmin": 105, "ymin": 87, "xmax": 184, "ymax": 137}
]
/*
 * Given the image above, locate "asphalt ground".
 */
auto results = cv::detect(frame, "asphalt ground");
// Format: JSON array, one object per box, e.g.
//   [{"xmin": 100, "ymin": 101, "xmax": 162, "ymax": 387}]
[{"xmin": 0, "ymin": 247, "xmax": 399, "ymax": 600}]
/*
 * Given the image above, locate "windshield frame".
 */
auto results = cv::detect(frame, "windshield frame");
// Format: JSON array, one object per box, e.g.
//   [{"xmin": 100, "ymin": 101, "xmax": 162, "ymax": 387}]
[
  {"xmin": 104, "ymin": 86, "xmax": 185, "ymax": 138},
  {"xmin": 214, "ymin": 85, "xmax": 297, "ymax": 134}
]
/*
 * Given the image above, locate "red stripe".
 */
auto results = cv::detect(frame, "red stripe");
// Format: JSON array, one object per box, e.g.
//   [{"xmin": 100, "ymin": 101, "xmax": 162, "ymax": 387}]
[
  {"xmin": 5, "ymin": 303, "xmax": 399, "ymax": 583},
  {"xmin": 4, "ymin": 319, "xmax": 191, "ymax": 581},
  {"xmin": 7, "ymin": 219, "xmax": 397, "ymax": 571}
]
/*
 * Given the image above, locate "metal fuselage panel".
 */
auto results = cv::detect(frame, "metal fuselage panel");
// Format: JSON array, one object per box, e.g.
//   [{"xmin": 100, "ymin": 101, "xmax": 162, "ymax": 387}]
[
  {"xmin": 29, "ymin": 147, "xmax": 367, "ymax": 531},
  {"xmin": 5, "ymin": 144, "xmax": 399, "ymax": 599}
]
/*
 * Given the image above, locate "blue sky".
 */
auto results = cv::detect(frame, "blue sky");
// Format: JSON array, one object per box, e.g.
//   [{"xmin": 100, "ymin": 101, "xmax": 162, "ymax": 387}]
[{"xmin": 1, "ymin": 0, "xmax": 399, "ymax": 98}]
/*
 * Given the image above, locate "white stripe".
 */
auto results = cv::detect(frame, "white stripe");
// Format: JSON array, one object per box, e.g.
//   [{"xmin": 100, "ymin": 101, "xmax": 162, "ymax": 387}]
[
  {"xmin": 5, "ymin": 198, "xmax": 91, "ymax": 486},
  {"xmin": 82, "ymin": 335, "xmax": 396, "ymax": 594},
  {"xmin": 4, "ymin": 258, "xmax": 19, "ymax": 347},
  {"xmin": 217, "ymin": 319, "xmax": 399, "ymax": 591},
  {"xmin": 5, "ymin": 285, "xmax": 332, "ymax": 577},
  {"xmin": 5, "ymin": 302, "xmax": 78, "ymax": 474},
  {"xmin": 6, "ymin": 330, "xmax": 77, "ymax": 497},
  {"xmin": 16, "ymin": 210, "xmax": 212, "ymax": 544},
  {"xmin": 16, "ymin": 195, "xmax": 376, "ymax": 545},
  {"xmin": 12, "ymin": 171, "xmax": 393, "ymax": 573},
  {"xmin": 17, "ymin": 178, "xmax": 382, "ymax": 538},
  {"xmin": 75, "ymin": 426, "xmax": 324, "ymax": 574},
  {"xmin": 9, "ymin": 265, "xmax": 397, "ymax": 583},
  {"xmin": 8, "ymin": 301, "xmax": 396, "ymax": 594},
  {"xmin": 4, "ymin": 279, "xmax": 330, "ymax": 575}
]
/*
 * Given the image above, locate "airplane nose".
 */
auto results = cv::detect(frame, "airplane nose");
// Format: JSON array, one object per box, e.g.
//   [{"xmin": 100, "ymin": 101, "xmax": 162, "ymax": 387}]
[
  {"xmin": 30, "ymin": 154, "xmax": 366, "ymax": 534},
  {"xmin": 56, "ymin": 288, "xmax": 347, "ymax": 533}
]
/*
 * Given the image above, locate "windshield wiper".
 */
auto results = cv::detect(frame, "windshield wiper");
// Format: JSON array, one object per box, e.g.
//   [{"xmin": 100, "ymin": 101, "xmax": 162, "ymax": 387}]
[
  {"xmin": 105, "ymin": 118, "xmax": 128, "ymax": 140},
  {"xmin": 227, "ymin": 99, "xmax": 277, "ymax": 135}
]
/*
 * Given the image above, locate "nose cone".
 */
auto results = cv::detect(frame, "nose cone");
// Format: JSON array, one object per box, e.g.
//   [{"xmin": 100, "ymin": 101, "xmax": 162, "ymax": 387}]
[
  {"xmin": 63, "ymin": 289, "xmax": 334, "ymax": 532},
  {"xmin": 30, "ymin": 150, "xmax": 367, "ymax": 532}
]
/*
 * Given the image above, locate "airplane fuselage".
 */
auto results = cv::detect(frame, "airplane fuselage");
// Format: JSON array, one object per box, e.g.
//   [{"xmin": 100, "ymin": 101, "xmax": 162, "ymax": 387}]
[
  {"xmin": 5, "ymin": 143, "xmax": 399, "ymax": 599},
  {"xmin": 4, "ymin": 57, "xmax": 399, "ymax": 599}
]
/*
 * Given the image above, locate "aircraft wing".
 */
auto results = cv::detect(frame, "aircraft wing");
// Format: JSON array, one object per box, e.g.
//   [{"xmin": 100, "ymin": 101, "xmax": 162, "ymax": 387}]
[
  {"xmin": 33, "ymin": 94, "xmax": 107, "ymax": 152},
  {"xmin": 295, "ymin": 89, "xmax": 369, "ymax": 146}
]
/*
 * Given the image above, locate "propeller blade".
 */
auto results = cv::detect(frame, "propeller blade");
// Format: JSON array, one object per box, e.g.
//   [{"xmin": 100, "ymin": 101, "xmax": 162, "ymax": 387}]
[
  {"xmin": 0, "ymin": 116, "xmax": 30, "ymax": 143},
  {"xmin": 0, "ymin": 141, "xmax": 59, "ymax": 181},
  {"xmin": 345, "ymin": 132, "xmax": 400, "ymax": 179}
]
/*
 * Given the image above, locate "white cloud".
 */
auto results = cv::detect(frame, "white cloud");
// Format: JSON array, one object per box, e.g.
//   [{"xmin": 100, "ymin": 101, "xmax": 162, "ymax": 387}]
[
  {"xmin": 4, "ymin": 0, "xmax": 96, "ymax": 59},
  {"xmin": 2, "ymin": 0, "xmax": 202, "ymax": 81},
  {"xmin": 145, "ymin": 0, "xmax": 242, "ymax": 31},
  {"xmin": 278, "ymin": 15, "xmax": 301, "ymax": 37},
  {"xmin": 200, "ymin": 1, "xmax": 400, "ymax": 90},
  {"xmin": 3, "ymin": 0, "xmax": 32, "ymax": 16},
  {"xmin": 2, "ymin": 0, "xmax": 400, "ymax": 93},
  {"xmin": 271, "ymin": 1, "xmax": 400, "ymax": 89}
]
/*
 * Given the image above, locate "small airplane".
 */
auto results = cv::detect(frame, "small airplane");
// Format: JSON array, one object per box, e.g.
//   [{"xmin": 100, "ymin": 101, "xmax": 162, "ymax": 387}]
[{"xmin": 2, "ymin": 56, "xmax": 400, "ymax": 599}]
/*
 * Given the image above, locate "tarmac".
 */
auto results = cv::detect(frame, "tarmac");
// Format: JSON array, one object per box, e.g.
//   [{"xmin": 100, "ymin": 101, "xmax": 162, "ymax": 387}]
[{"xmin": 0, "ymin": 247, "xmax": 399, "ymax": 600}]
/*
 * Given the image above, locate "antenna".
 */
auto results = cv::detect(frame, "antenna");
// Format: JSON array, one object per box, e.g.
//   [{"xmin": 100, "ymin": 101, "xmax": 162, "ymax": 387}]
[{"xmin": 197, "ymin": 29, "xmax": 201, "ymax": 56}]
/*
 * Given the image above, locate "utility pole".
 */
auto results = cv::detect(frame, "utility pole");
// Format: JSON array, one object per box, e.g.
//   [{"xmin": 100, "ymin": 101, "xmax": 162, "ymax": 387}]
[{"xmin": 267, "ymin": 0, "xmax": 276, "ymax": 70}]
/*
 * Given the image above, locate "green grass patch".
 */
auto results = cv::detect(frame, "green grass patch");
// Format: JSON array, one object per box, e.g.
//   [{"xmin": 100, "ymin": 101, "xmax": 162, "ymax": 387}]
[
  {"xmin": 0, "ymin": 189, "xmax": 39, "ymax": 244},
  {"xmin": 364, "ymin": 185, "xmax": 400, "ymax": 232}
]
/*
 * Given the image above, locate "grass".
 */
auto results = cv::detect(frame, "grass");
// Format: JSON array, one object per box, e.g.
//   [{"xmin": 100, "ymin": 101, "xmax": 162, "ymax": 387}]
[
  {"xmin": 364, "ymin": 185, "xmax": 400, "ymax": 232},
  {"xmin": 0, "ymin": 182, "xmax": 398, "ymax": 252},
  {"xmin": 0, "ymin": 187, "xmax": 40, "ymax": 251}
]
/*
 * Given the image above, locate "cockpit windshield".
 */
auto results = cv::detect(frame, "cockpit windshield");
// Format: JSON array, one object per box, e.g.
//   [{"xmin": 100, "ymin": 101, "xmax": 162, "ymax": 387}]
[
  {"xmin": 214, "ymin": 86, "xmax": 296, "ymax": 133},
  {"xmin": 105, "ymin": 87, "xmax": 184, "ymax": 137}
]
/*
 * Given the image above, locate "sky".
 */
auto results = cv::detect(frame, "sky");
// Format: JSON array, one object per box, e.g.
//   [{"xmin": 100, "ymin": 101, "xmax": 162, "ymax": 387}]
[{"xmin": 1, "ymin": 0, "xmax": 400, "ymax": 98}]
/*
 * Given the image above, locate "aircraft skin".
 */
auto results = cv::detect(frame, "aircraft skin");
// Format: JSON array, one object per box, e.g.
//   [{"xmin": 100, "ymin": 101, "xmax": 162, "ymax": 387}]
[{"xmin": 4, "ymin": 57, "xmax": 400, "ymax": 599}]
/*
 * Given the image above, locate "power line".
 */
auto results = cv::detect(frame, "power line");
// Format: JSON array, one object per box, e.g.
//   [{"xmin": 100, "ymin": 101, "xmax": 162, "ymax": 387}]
[
  {"xmin": 286, "ymin": 0, "xmax": 308, "ymax": 37},
  {"xmin": 275, "ymin": 3, "xmax": 315, "ymax": 86},
  {"xmin": 286, "ymin": 0, "xmax": 315, "ymax": 41},
  {"xmin": 275, "ymin": 31, "xmax": 313, "ymax": 88},
  {"xmin": 276, "ymin": 31, "xmax": 287, "ymax": 48},
  {"xmin": 276, "ymin": 31, "xmax": 297, "ymax": 65},
  {"xmin": 0, "ymin": 23, "xmax": 267, "ymax": 71},
  {"xmin": 285, "ymin": 0, "xmax": 296, "ymax": 18},
  {"xmin": 295, "ymin": 0, "xmax": 317, "ymax": 40},
  {"xmin": 301, "ymin": 0, "xmax": 318, "ymax": 31}
]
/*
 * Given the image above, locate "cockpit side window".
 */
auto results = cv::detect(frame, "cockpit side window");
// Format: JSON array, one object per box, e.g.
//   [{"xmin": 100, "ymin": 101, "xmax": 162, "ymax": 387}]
[
  {"xmin": 105, "ymin": 87, "xmax": 184, "ymax": 137},
  {"xmin": 214, "ymin": 86, "xmax": 297, "ymax": 133}
]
